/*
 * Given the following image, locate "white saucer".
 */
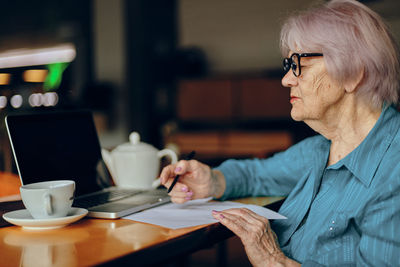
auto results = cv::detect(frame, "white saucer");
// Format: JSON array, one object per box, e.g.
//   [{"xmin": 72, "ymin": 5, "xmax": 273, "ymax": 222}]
[{"xmin": 2, "ymin": 207, "xmax": 88, "ymax": 230}]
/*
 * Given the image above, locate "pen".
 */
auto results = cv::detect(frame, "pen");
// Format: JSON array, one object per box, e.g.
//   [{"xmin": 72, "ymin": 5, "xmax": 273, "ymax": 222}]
[{"xmin": 167, "ymin": 150, "xmax": 196, "ymax": 193}]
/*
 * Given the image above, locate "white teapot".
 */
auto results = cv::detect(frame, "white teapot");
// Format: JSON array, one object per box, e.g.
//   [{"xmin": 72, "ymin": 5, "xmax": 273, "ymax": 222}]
[{"xmin": 101, "ymin": 132, "xmax": 178, "ymax": 189}]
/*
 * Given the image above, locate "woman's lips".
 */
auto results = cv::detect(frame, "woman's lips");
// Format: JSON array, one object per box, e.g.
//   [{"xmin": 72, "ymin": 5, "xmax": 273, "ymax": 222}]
[{"xmin": 290, "ymin": 96, "xmax": 299, "ymax": 103}]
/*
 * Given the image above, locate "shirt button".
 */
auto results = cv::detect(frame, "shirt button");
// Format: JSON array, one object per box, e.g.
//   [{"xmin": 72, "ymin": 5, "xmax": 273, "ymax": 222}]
[
  {"xmin": 329, "ymin": 227, "xmax": 333, "ymax": 231},
  {"xmin": 332, "ymin": 220, "xmax": 335, "ymax": 224}
]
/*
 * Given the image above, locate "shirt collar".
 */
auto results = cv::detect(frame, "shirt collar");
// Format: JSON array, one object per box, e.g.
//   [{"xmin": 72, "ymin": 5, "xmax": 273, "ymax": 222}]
[{"xmin": 327, "ymin": 105, "xmax": 400, "ymax": 187}]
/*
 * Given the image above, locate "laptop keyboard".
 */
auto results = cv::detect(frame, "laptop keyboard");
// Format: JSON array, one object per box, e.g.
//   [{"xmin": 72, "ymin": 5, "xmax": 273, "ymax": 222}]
[{"xmin": 73, "ymin": 189, "xmax": 142, "ymax": 209}]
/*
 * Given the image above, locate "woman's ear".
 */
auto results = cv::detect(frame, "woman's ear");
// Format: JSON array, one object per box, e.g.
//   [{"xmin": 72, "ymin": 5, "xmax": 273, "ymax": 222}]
[{"xmin": 344, "ymin": 68, "xmax": 364, "ymax": 93}]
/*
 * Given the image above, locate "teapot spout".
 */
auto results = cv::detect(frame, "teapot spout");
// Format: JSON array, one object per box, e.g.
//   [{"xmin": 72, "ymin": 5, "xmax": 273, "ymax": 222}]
[{"xmin": 101, "ymin": 148, "xmax": 117, "ymax": 181}]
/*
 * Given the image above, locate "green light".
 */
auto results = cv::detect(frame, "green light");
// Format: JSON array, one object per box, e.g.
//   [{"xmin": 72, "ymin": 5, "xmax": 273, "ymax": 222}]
[{"xmin": 43, "ymin": 62, "xmax": 69, "ymax": 91}]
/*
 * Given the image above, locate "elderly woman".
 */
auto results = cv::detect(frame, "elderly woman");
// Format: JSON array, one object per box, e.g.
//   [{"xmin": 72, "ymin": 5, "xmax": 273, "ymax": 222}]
[{"xmin": 160, "ymin": 0, "xmax": 400, "ymax": 265}]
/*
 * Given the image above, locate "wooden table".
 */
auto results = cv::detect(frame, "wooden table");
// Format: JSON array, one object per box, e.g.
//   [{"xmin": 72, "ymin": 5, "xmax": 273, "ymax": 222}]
[{"xmin": 0, "ymin": 196, "xmax": 284, "ymax": 266}]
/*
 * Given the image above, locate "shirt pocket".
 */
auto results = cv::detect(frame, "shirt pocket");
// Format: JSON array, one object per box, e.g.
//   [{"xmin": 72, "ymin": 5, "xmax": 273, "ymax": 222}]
[
  {"xmin": 315, "ymin": 212, "xmax": 349, "ymax": 254},
  {"xmin": 312, "ymin": 212, "xmax": 359, "ymax": 265}
]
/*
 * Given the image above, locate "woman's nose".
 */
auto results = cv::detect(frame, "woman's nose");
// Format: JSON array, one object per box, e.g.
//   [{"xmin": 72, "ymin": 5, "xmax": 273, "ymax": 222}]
[{"xmin": 281, "ymin": 70, "xmax": 297, "ymax": 88}]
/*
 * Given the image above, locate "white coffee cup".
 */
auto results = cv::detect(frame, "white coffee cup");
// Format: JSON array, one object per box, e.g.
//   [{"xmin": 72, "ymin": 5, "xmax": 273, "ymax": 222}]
[{"xmin": 20, "ymin": 180, "xmax": 75, "ymax": 219}]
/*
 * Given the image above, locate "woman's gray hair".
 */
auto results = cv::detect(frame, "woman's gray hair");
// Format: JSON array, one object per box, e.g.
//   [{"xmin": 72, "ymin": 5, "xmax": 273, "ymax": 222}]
[{"xmin": 280, "ymin": 0, "xmax": 400, "ymax": 108}]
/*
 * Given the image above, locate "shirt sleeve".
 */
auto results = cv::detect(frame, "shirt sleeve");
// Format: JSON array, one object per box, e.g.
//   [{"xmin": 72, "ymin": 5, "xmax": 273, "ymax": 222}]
[{"xmin": 215, "ymin": 136, "xmax": 320, "ymax": 200}]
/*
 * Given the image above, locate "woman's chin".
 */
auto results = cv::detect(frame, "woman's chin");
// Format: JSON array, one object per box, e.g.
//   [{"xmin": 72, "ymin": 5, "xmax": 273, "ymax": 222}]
[{"xmin": 290, "ymin": 110, "xmax": 304, "ymax": 122}]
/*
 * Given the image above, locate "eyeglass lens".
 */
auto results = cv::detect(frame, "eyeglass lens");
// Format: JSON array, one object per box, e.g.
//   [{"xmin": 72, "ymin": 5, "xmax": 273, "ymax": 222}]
[
  {"xmin": 291, "ymin": 54, "xmax": 300, "ymax": 76},
  {"xmin": 283, "ymin": 54, "xmax": 300, "ymax": 77}
]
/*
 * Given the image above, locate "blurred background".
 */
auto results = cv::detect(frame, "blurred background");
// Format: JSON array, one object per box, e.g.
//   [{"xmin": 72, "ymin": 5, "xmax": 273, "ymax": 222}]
[
  {"xmin": 0, "ymin": 0, "xmax": 399, "ymax": 265},
  {"xmin": 0, "ymin": 0, "xmax": 399, "ymax": 172}
]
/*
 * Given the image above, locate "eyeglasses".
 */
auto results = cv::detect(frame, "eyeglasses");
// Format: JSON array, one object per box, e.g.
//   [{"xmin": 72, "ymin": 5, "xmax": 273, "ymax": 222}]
[{"xmin": 283, "ymin": 53, "xmax": 323, "ymax": 77}]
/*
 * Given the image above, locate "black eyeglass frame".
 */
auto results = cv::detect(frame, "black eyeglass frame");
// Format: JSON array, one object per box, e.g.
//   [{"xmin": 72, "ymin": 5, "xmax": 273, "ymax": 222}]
[{"xmin": 283, "ymin": 53, "xmax": 323, "ymax": 77}]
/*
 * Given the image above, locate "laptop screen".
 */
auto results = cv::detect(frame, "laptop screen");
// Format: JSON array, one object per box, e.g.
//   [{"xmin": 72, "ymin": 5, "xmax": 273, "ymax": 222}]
[{"xmin": 6, "ymin": 110, "xmax": 109, "ymax": 196}]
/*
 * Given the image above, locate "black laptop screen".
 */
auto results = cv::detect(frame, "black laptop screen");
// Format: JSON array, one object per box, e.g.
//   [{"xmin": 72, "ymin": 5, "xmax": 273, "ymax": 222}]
[{"xmin": 6, "ymin": 110, "xmax": 107, "ymax": 196}]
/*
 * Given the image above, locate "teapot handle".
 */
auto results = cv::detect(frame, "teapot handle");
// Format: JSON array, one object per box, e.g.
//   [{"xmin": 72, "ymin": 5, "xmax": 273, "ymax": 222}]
[
  {"xmin": 152, "ymin": 149, "xmax": 178, "ymax": 188},
  {"xmin": 157, "ymin": 148, "xmax": 178, "ymax": 164}
]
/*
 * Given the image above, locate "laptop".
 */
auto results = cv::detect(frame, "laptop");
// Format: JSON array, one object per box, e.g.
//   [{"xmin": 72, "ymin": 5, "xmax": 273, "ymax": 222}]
[{"xmin": 5, "ymin": 110, "xmax": 170, "ymax": 219}]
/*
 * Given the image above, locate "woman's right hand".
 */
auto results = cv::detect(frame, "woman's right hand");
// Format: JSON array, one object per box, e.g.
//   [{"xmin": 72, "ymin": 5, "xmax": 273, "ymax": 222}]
[{"xmin": 159, "ymin": 160, "xmax": 225, "ymax": 203}]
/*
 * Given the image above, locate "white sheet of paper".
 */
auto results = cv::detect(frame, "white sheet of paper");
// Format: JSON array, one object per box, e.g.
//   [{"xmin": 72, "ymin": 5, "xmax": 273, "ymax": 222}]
[{"xmin": 123, "ymin": 198, "xmax": 286, "ymax": 229}]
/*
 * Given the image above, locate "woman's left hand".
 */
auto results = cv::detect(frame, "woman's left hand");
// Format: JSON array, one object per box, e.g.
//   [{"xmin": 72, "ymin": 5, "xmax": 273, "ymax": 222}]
[{"xmin": 212, "ymin": 208, "xmax": 299, "ymax": 267}]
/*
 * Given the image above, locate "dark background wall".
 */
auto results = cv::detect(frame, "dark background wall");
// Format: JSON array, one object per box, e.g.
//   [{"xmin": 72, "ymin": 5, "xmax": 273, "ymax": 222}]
[{"xmin": 0, "ymin": 0, "xmax": 398, "ymax": 152}]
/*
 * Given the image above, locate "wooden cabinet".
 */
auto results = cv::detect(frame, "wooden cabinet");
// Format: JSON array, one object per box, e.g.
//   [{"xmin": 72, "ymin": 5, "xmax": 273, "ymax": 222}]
[
  {"xmin": 238, "ymin": 78, "xmax": 291, "ymax": 119},
  {"xmin": 165, "ymin": 75, "xmax": 294, "ymax": 162},
  {"xmin": 177, "ymin": 76, "xmax": 291, "ymax": 122},
  {"xmin": 166, "ymin": 130, "xmax": 292, "ymax": 160},
  {"xmin": 177, "ymin": 79, "xmax": 233, "ymax": 121}
]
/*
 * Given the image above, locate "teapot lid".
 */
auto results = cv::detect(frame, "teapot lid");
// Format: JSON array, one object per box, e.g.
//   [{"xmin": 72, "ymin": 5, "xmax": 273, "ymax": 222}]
[{"xmin": 116, "ymin": 132, "xmax": 157, "ymax": 152}]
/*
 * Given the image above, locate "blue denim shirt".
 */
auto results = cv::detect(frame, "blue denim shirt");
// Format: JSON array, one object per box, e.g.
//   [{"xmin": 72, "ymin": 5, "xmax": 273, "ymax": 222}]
[{"xmin": 216, "ymin": 106, "xmax": 400, "ymax": 266}]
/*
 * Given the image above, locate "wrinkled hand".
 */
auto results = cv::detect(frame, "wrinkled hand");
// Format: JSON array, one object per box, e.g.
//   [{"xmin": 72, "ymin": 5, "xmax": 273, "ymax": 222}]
[
  {"xmin": 212, "ymin": 208, "xmax": 299, "ymax": 267},
  {"xmin": 160, "ymin": 160, "xmax": 221, "ymax": 203}
]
